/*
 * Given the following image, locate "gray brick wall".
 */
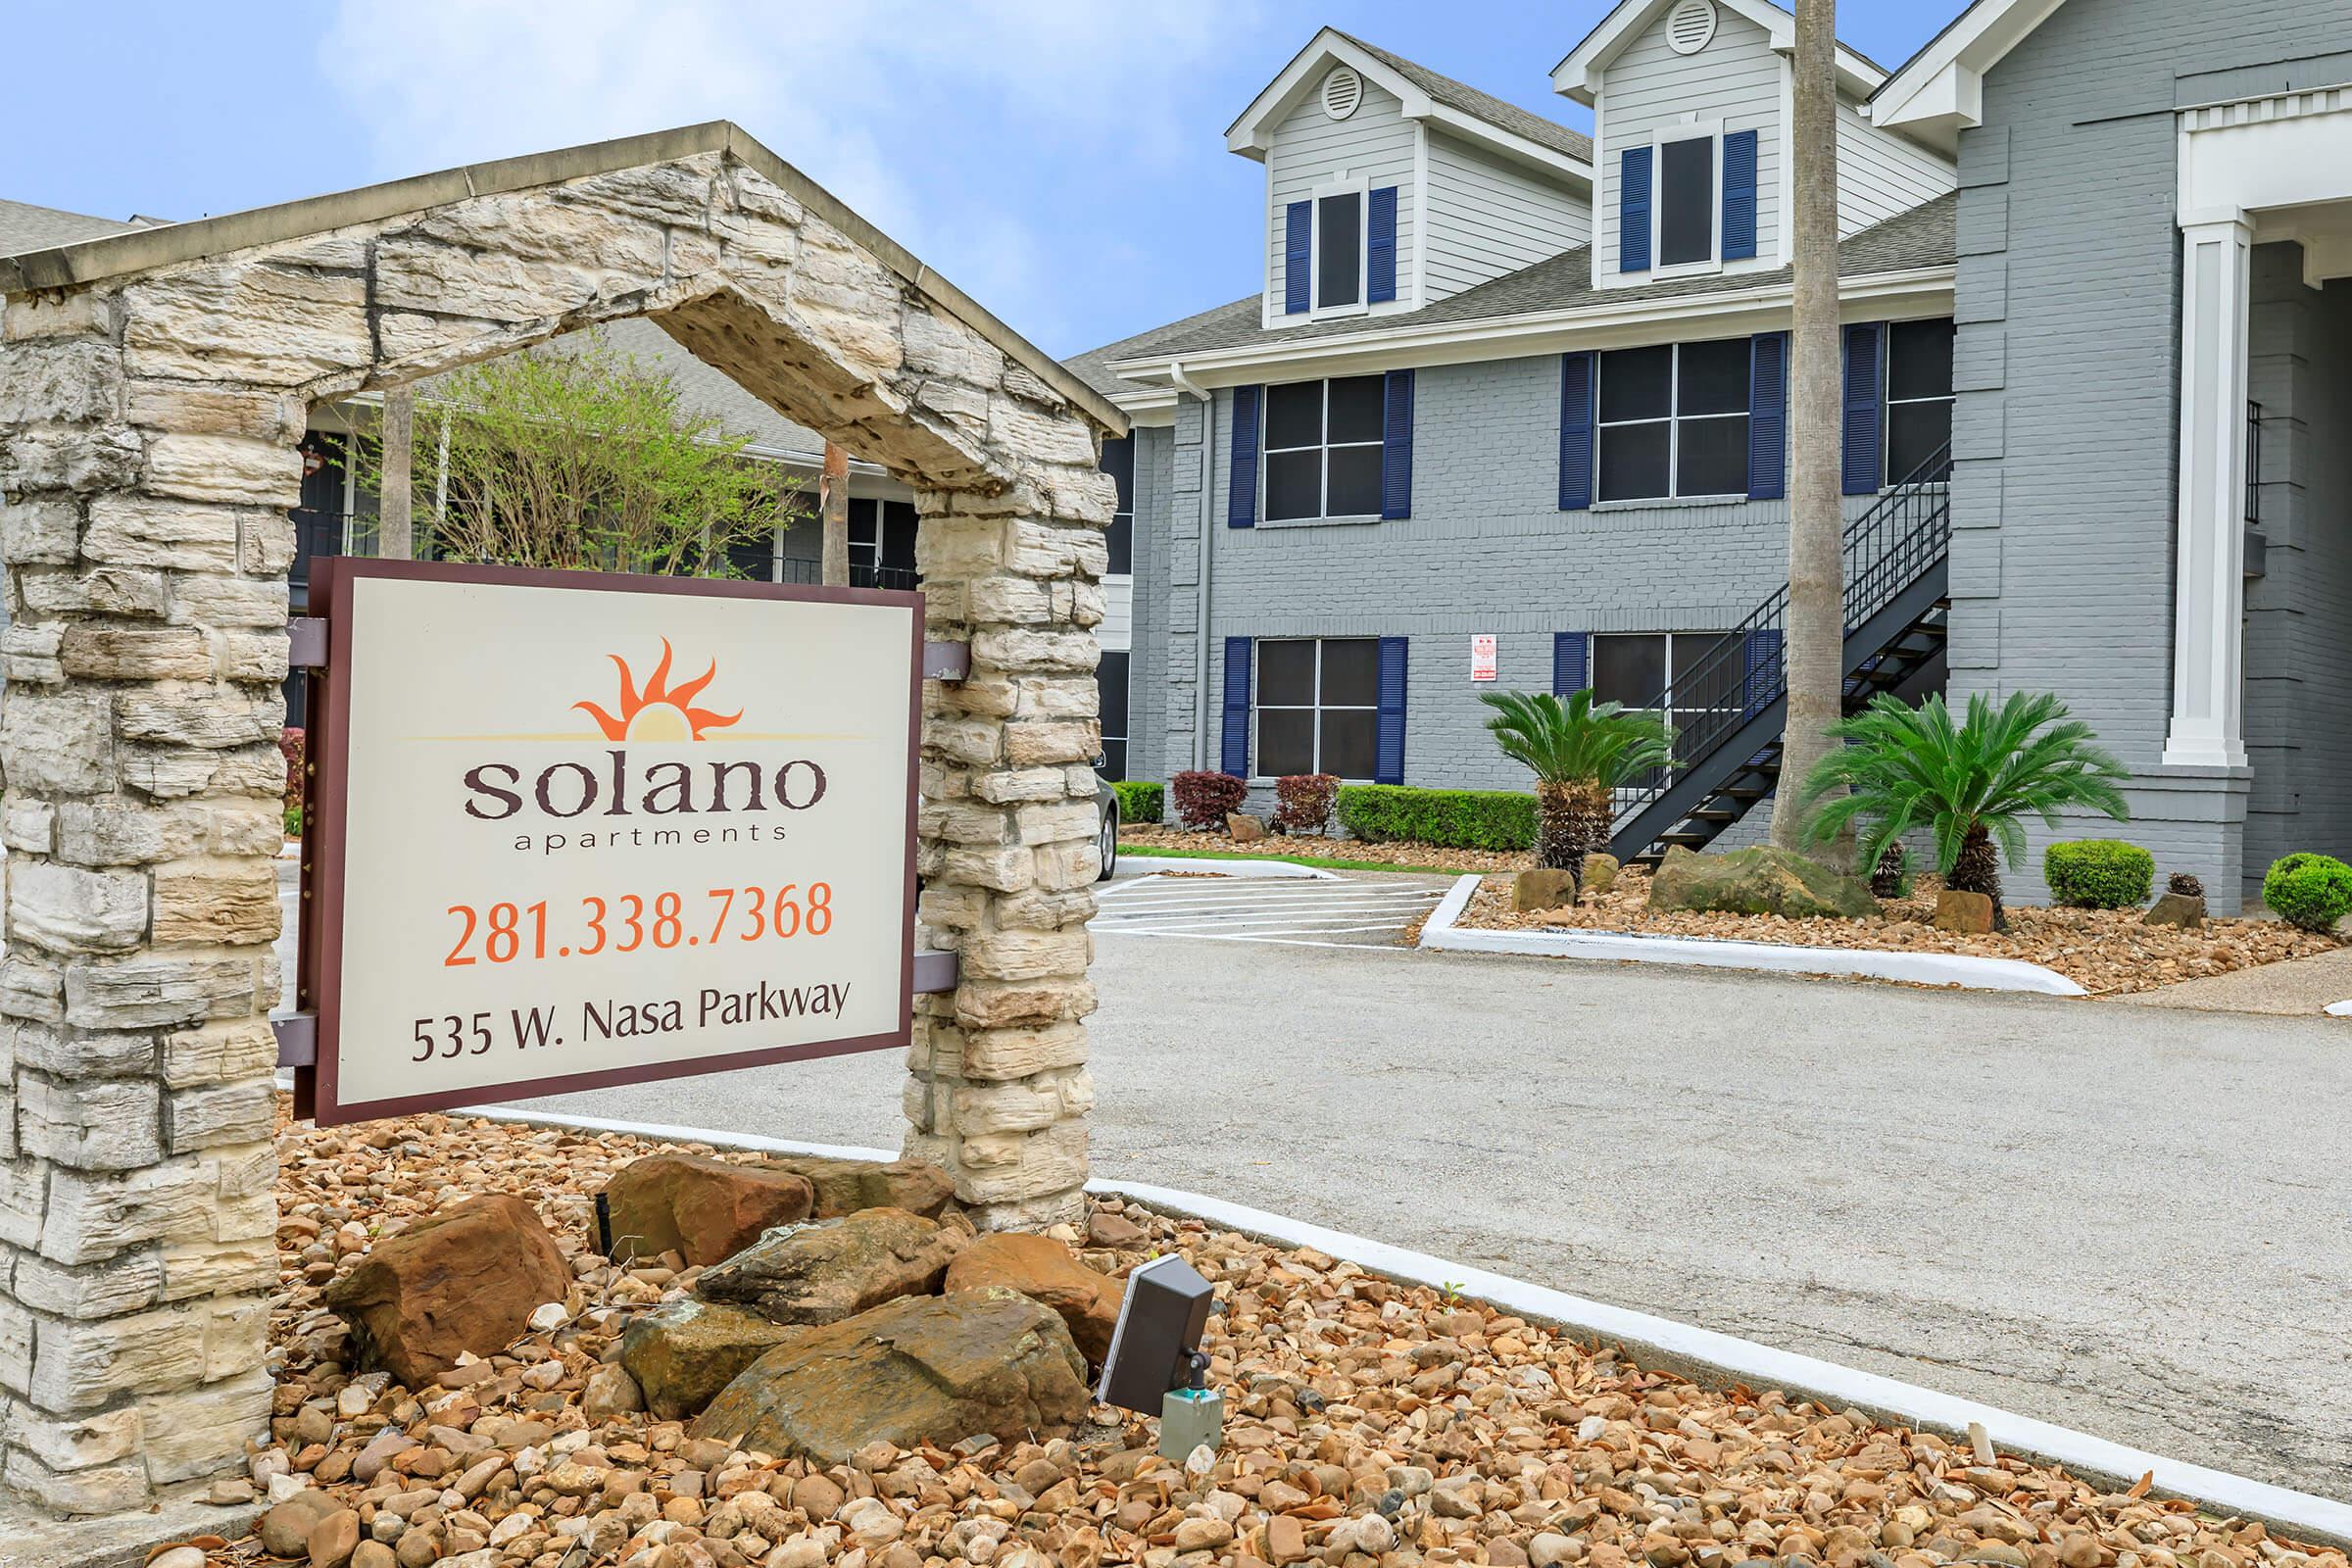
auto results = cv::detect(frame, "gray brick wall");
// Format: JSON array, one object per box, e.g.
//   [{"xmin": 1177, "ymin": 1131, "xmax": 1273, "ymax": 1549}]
[{"xmin": 1948, "ymin": 0, "xmax": 2352, "ymax": 909}]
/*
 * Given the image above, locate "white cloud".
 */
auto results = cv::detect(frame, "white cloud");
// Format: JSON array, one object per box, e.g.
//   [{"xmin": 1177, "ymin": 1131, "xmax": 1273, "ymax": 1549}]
[{"xmin": 320, "ymin": 0, "xmax": 1257, "ymax": 348}]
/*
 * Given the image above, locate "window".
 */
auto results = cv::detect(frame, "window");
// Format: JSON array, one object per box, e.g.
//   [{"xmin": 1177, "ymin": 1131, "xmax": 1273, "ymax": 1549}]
[
  {"xmin": 1096, "ymin": 650, "xmax": 1130, "ymax": 781},
  {"xmin": 849, "ymin": 498, "xmax": 919, "ymax": 588},
  {"xmin": 1885, "ymin": 318, "xmax": 1954, "ymax": 485},
  {"xmin": 1596, "ymin": 338, "xmax": 1749, "ymax": 502},
  {"xmin": 1263, "ymin": 376, "xmax": 1386, "ymax": 520},
  {"xmin": 1255, "ymin": 637, "xmax": 1379, "ymax": 780},
  {"xmin": 724, "ymin": 525, "xmax": 779, "ymax": 583},
  {"xmin": 1591, "ymin": 630, "xmax": 1739, "ymax": 786},
  {"xmin": 1316, "ymin": 188, "xmax": 1362, "ymax": 310},
  {"xmin": 1101, "ymin": 436, "xmax": 1134, "ymax": 575},
  {"xmin": 1657, "ymin": 134, "xmax": 1716, "ymax": 267}
]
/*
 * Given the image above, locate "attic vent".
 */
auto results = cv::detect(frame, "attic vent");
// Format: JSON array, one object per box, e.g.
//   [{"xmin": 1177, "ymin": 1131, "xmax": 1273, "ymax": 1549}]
[
  {"xmin": 1322, "ymin": 66, "xmax": 1364, "ymax": 122},
  {"xmin": 1665, "ymin": 0, "xmax": 1718, "ymax": 54}
]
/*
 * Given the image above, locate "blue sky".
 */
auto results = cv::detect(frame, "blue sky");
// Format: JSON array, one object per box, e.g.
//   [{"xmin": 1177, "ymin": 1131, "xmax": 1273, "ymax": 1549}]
[{"xmin": 3, "ymin": 1, "xmax": 1959, "ymax": 360}]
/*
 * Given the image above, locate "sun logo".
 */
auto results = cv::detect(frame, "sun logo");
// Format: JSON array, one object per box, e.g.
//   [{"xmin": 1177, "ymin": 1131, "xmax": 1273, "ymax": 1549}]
[{"xmin": 574, "ymin": 639, "xmax": 743, "ymax": 743}]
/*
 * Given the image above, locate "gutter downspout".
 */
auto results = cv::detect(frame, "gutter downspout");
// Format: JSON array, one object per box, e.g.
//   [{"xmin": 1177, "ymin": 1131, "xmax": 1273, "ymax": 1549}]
[{"xmin": 1170, "ymin": 360, "xmax": 1215, "ymax": 772}]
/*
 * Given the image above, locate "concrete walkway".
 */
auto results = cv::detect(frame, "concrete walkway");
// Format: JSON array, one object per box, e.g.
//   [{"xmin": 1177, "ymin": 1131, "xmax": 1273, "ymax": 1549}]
[{"xmin": 2119, "ymin": 943, "xmax": 2352, "ymax": 1015}]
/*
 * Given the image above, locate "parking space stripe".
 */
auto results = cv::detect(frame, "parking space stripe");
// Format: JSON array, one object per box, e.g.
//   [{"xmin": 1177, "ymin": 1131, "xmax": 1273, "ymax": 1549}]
[{"xmin": 1092, "ymin": 873, "xmax": 1445, "ymax": 948}]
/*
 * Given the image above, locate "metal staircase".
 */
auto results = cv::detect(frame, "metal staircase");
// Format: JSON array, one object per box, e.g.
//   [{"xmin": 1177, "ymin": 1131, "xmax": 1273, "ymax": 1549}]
[{"xmin": 1609, "ymin": 445, "xmax": 1952, "ymax": 866}]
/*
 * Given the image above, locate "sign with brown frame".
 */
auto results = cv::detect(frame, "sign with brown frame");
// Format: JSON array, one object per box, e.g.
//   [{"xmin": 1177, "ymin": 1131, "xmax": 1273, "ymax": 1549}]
[{"xmin": 295, "ymin": 558, "xmax": 923, "ymax": 1126}]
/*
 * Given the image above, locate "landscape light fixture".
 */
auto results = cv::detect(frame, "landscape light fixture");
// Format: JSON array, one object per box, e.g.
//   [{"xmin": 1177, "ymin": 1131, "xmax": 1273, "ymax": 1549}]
[{"xmin": 1096, "ymin": 1253, "xmax": 1222, "ymax": 1460}]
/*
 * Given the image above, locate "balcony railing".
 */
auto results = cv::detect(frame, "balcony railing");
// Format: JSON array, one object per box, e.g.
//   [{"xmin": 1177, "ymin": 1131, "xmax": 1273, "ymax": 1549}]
[
  {"xmin": 777, "ymin": 556, "xmax": 920, "ymax": 592},
  {"xmin": 2246, "ymin": 400, "xmax": 2264, "ymax": 526}
]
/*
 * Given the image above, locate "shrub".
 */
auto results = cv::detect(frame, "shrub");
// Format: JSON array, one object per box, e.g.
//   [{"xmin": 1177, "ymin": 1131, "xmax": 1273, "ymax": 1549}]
[
  {"xmin": 2263, "ymin": 853, "xmax": 2352, "ymax": 933},
  {"xmin": 1337, "ymin": 784, "xmax": 1537, "ymax": 852},
  {"xmin": 2044, "ymin": 840, "xmax": 2155, "ymax": 908},
  {"xmin": 1272, "ymin": 774, "xmax": 1339, "ymax": 835},
  {"xmin": 1110, "ymin": 780, "xmax": 1162, "ymax": 825},
  {"xmin": 280, "ymin": 725, "xmax": 306, "ymax": 816},
  {"xmin": 284, "ymin": 803, "xmax": 304, "ymax": 840},
  {"xmin": 2168, "ymin": 870, "xmax": 2204, "ymax": 899},
  {"xmin": 1171, "ymin": 770, "xmax": 1248, "ymax": 832}
]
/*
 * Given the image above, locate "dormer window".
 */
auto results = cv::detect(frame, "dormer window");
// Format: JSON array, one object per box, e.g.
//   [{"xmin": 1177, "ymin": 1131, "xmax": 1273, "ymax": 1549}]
[
  {"xmin": 1317, "ymin": 187, "xmax": 1362, "ymax": 309},
  {"xmin": 1284, "ymin": 180, "xmax": 1399, "ymax": 318},
  {"xmin": 1657, "ymin": 134, "xmax": 1716, "ymax": 267},
  {"xmin": 1618, "ymin": 124, "xmax": 1756, "ymax": 277}
]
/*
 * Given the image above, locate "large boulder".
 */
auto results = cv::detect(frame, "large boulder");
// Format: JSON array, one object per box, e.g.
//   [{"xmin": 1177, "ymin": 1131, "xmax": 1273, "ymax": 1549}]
[
  {"xmin": 322, "ymin": 1195, "xmax": 568, "ymax": 1386},
  {"xmin": 692, "ymin": 1288, "xmax": 1090, "ymax": 1462},
  {"xmin": 601, "ymin": 1152, "xmax": 816, "ymax": 1266},
  {"xmin": 1512, "ymin": 868, "xmax": 1578, "ymax": 912},
  {"xmin": 1647, "ymin": 845, "xmax": 1881, "ymax": 921},
  {"xmin": 753, "ymin": 1153, "xmax": 958, "ymax": 1221},
  {"xmin": 696, "ymin": 1206, "xmax": 964, "ymax": 1325},
  {"xmin": 943, "ymin": 1233, "xmax": 1120, "ymax": 1365},
  {"xmin": 619, "ymin": 1298, "xmax": 805, "ymax": 1420}
]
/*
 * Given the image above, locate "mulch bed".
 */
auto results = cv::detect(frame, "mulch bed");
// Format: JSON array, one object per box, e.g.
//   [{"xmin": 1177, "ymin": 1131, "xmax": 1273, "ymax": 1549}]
[
  {"xmin": 1458, "ymin": 869, "xmax": 2338, "ymax": 998},
  {"xmin": 176, "ymin": 1102, "xmax": 2352, "ymax": 1568},
  {"xmin": 1123, "ymin": 825, "xmax": 1528, "ymax": 874}
]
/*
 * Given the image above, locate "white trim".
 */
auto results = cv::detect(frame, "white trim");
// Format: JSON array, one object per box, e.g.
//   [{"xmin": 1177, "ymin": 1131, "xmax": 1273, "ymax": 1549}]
[
  {"xmin": 1552, "ymin": 0, "xmax": 1885, "ymax": 107},
  {"xmin": 1409, "ymin": 123, "xmax": 1430, "ymax": 310},
  {"xmin": 451, "ymin": 1103, "xmax": 2352, "ymax": 1550},
  {"xmin": 1308, "ymin": 174, "xmax": 1370, "ymax": 320},
  {"xmin": 1776, "ymin": 55, "xmax": 1796, "ymax": 266},
  {"xmin": 1419, "ymin": 873, "xmax": 2088, "ymax": 995},
  {"xmin": 1643, "ymin": 119, "xmax": 1726, "ymax": 280},
  {"xmin": 1867, "ymin": 0, "xmax": 2068, "ymax": 151}
]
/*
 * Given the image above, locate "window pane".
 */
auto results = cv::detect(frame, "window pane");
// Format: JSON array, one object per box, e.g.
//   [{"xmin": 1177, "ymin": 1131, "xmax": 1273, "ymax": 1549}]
[
  {"xmin": 881, "ymin": 501, "xmax": 918, "ymax": 570},
  {"xmin": 724, "ymin": 531, "xmax": 776, "ymax": 582},
  {"xmin": 1678, "ymin": 338, "xmax": 1750, "ymax": 416},
  {"xmin": 1257, "ymin": 640, "xmax": 1317, "ymax": 707},
  {"xmin": 1099, "ymin": 738, "xmax": 1128, "ymax": 781},
  {"xmin": 1101, "ymin": 436, "xmax": 1135, "ymax": 514},
  {"xmin": 1106, "ymin": 512, "xmax": 1133, "ymax": 575},
  {"xmin": 1886, "ymin": 400, "xmax": 1953, "ymax": 484},
  {"xmin": 1659, "ymin": 137, "xmax": 1714, "ymax": 266},
  {"xmin": 1326, "ymin": 444, "xmax": 1384, "ymax": 516},
  {"xmin": 1097, "ymin": 651, "xmax": 1130, "ymax": 740},
  {"xmin": 1257, "ymin": 709, "xmax": 1315, "ymax": 777},
  {"xmin": 1265, "ymin": 449, "xmax": 1322, "ymax": 520},
  {"xmin": 1318, "ymin": 192, "xmax": 1361, "ymax": 308},
  {"xmin": 1592, "ymin": 633, "xmax": 1667, "ymax": 708},
  {"xmin": 1320, "ymin": 710, "xmax": 1379, "ymax": 780},
  {"xmin": 848, "ymin": 497, "xmax": 877, "ymax": 549},
  {"xmin": 1326, "ymin": 375, "xmax": 1386, "ymax": 444},
  {"xmin": 1887, "ymin": 318, "xmax": 1955, "ymax": 403},
  {"xmin": 1265, "ymin": 381, "xmax": 1324, "ymax": 451},
  {"xmin": 1598, "ymin": 421, "xmax": 1671, "ymax": 502},
  {"xmin": 1676, "ymin": 414, "xmax": 1750, "ymax": 497},
  {"xmin": 1319, "ymin": 638, "xmax": 1381, "ymax": 707},
  {"xmin": 1671, "ymin": 632, "xmax": 1741, "ymax": 712},
  {"xmin": 1600, "ymin": 345, "xmax": 1673, "ymax": 422}
]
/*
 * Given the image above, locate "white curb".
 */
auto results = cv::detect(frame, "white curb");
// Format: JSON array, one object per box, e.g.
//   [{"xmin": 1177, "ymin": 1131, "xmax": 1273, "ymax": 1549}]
[
  {"xmin": 1112, "ymin": 855, "xmax": 1338, "ymax": 880},
  {"xmin": 1420, "ymin": 873, "xmax": 2088, "ymax": 997},
  {"xmin": 459, "ymin": 1104, "xmax": 2351, "ymax": 1546}
]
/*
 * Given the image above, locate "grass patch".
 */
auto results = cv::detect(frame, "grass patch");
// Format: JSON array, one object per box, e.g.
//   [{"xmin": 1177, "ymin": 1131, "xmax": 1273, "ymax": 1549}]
[{"xmin": 1120, "ymin": 843, "xmax": 1464, "ymax": 876}]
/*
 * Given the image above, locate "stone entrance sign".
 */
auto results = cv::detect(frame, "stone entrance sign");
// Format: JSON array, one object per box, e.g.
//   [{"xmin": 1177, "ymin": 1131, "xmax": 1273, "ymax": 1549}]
[{"xmin": 0, "ymin": 122, "xmax": 1120, "ymax": 1514}]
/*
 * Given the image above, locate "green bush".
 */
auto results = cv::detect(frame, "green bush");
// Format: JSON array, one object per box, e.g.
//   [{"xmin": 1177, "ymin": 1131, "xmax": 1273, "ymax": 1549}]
[
  {"xmin": 1336, "ymin": 784, "xmax": 1536, "ymax": 852},
  {"xmin": 2043, "ymin": 839, "xmax": 2155, "ymax": 908},
  {"xmin": 1110, "ymin": 780, "xmax": 1162, "ymax": 825},
  {"xmin": 2263, "ymin": 853, "xmax": 2352, "ymax": 932},
  {"xmin": 284, "ymin": 803, "xmax": 303, "ymax": 840}
]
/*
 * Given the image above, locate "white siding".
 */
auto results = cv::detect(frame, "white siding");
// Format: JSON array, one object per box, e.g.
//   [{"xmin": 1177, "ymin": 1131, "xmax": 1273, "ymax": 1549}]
[
  {"xmin": 1594, "ymin": 4, "xmax": 1782, "ymax": 283},
  {"xmin": 1421, "ymin": 132, "xmax": 1592, "ymax": 300},
  {"xmin": 1264, "ymin": 74, "xmax": 1418, "ymax": 318},
  {"xmin": 1100, "ymin": 576, "xmax": 1133, "ymax": 652},
  {"xmin": 1835, "ymin": 97, "xmax": 1956, "ymax": 236}
]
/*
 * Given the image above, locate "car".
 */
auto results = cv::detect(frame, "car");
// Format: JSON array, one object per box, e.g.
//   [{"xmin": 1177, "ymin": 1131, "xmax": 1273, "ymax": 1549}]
[{"xmin": 1094, "ymin": 770, "xmax": 1118, "ymax": 881}]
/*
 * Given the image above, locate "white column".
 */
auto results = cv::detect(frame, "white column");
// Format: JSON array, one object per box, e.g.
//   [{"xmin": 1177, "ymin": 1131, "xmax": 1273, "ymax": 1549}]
[{"xmin": 2163, "ymin": 214, "xmax": 2254, "ymax": 769}]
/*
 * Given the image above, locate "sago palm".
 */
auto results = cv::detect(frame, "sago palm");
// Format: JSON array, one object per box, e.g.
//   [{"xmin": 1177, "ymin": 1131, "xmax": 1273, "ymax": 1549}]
[
  {"xmin": 1798, "ymin": 691, "xmax": 2128, "ymax": 916},
  {"xmin": 1481, "ymin": 689, "xmax": 1676, "ymax": 873}
]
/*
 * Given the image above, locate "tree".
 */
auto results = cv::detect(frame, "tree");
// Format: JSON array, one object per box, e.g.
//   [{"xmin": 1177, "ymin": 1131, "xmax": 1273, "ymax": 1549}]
[
  {"xmin": 354, "ymin": 330, "xmax": 801, "ymax": 575},
  {"xmin": 1771, "ymin": 0, "xmax": 1846, "ymax": 860},
  {"xmin": 1796, "ymin": 691, "xmax": 2130, "ymax": 921},
  {"xmin": 819, "ymin": 440, "xmax": 851, "ymax": 587},
  {"xmin": 1481, "ymin": 689, "xmax": 1676, "ymax": 874}
]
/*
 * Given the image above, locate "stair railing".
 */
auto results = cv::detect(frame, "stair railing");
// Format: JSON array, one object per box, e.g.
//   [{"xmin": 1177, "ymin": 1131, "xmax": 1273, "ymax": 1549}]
[{"xmin": 1606, "ymin": 442, "xmax": 1954, "ymax": 831}]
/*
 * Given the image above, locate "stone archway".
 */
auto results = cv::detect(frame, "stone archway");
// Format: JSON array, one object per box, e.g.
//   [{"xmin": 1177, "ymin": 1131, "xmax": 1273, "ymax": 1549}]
[{"xmin": 0, "ymin": 122, "xmax": 1120, "ymax": 1513}]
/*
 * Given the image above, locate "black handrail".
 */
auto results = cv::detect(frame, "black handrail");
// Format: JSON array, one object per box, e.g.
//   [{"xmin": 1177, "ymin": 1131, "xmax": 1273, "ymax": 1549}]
[{"xmin": 1607, "ymin": 442, "xmax": 1954, "ymax": 828}]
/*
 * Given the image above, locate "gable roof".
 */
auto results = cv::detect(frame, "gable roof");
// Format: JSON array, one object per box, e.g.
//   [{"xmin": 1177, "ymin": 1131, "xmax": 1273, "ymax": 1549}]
[
  {"xmin": 0, "ymin": 199, "xmax": 156, "ymax": 258},
  {"xmin": 1069, "ymin": 191, "xmax": 1955, "ymax": 391},
  {"xmin": 1552, "ymin": 0, "xmax": 1887, "ymax": 106},
  {"xmin": 1228, "ymin": 28, "xmax": 1592, "ymax": 183},
  {"xmin": 1868, "ymin": 0, "xmax": 2069, "ymax": 152}
]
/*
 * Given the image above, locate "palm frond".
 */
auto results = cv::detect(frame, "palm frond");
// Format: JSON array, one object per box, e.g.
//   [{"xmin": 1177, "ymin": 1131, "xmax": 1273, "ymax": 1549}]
[{"xmin": 1480, "ymin": 689, "xmax": 1677, "ymax": 789}]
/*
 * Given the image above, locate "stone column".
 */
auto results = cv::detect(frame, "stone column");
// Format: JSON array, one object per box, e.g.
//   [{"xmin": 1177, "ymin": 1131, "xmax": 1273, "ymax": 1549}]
[
  {"xmin": 903, "ymin": 461, "xmax": 1113, "ymax": 1232},
  {"xmin": 2163, "ymin": 214, "xmax": 2255, "ymax": 770},
  {"xmin": 0, "ymin": 287, "xmax": 287, "ymax": 1510}
]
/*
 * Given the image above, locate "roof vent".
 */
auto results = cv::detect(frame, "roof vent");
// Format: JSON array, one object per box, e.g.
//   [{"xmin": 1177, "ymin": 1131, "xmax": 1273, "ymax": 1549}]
[
  {"xmin": 1322, "ymin": 66, "xmax": 1364, "ymax": 122},
  {"xmin": 1665, "ymin": 0, "xmax": 1718, "ymax": 55}
]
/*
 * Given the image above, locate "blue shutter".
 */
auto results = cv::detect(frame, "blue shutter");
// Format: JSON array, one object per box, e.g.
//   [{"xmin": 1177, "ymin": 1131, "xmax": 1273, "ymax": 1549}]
[
  {"xmin": 1221, "ymin": 638, "xmax": 1252, "ymax": 779},
  {"xmin": 1367, "ymin": 187, "xmax": 1398, "ymax": 304},
  {"xmin": 1228, "ymin": 385, "xmax": 1260, "ymax": 528},
  {"xmin": 1375, "ymin": 638, "xmax": 1409, "ymax": 785},
  {"xmin": 1558, "ymin": 352, "xmax": 1597, "ymax": 511},
  {"xmin": 1619, "ymin": 147, "xmax": 1652, "ymax": 273},
  {"xmin": 1722, "ymin": 130, "xmax": 1759, "ymax": 261},
  {"xmin": 1381, "ymin": 369, "xmax": 1414, "ymax": 520},
  {"xmin": 1552, "ymin": 632, "xmax": 1590, "ymax": 698},
  {"xmin": 1284, "ymin": 202, "xmax": 1310, "ymax": 316},
  {"xmin": 1740, "ymin": 628, "xmax": 1785, "ymax": 718},
  {"xmin": 1842, "ymin": 323, "xmax": 1884, "ymax": 495},
  {"xmin": 1748, "ymin": 331, "xmax": 1788, "ymax": 501}
]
